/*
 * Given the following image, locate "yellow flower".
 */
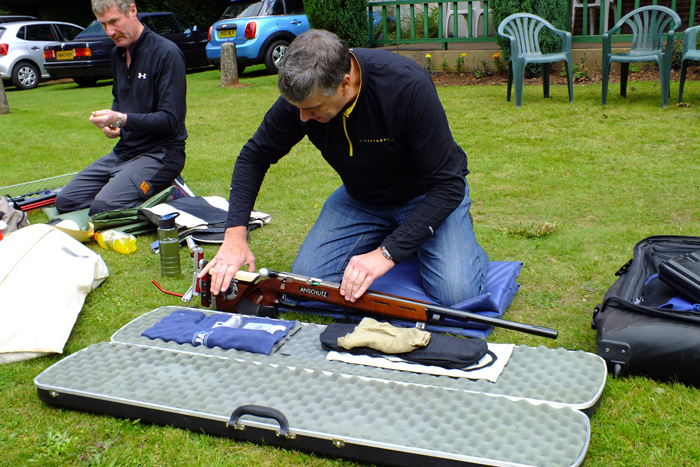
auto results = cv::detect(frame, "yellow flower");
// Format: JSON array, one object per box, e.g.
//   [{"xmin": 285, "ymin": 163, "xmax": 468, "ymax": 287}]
[
  {"xmin": 493, "ymin": 53, "xmax": 500, "ymax": 59},
  {"xmin": 461, "ymin": 53, "xmax": 466, "ymax": 57},
  {"xmin": 426, "ymin": 53, "xmax": 432, "ymax": 58}
]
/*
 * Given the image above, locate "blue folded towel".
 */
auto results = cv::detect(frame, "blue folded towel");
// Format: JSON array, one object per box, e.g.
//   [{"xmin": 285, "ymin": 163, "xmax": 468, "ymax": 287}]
[{"xmin": 141, "ymin": 309, "xmax": 297, "ymax": 355}]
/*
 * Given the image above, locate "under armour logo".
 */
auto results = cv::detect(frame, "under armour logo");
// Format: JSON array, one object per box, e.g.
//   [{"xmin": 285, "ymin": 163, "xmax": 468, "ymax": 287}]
[{"xmin": 138, "ymin": 73, "xmax": 147, "ymax": 79}]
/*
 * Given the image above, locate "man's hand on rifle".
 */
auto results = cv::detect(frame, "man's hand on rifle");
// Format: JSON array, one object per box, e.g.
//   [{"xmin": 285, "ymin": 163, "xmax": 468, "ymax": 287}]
[
  {"xmin": 198, "ymin": 226, "xmax": 255, "ymax": 295},
  {"xmin": 340, "ymin": 247, "xmax": 394, "ymax": 302}
]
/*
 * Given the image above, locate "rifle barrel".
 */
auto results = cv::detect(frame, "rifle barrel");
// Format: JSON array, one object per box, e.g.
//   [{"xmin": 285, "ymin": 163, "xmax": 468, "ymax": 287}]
[{"xmin": 425, "ymin": 303, "xmax": 558, "ymax": 339}]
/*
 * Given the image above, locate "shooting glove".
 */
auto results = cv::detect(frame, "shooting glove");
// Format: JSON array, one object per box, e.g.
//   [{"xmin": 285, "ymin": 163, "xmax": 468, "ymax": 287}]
[{"xmin": 337, "ymin": 317, "xmax": 430, "ymax": 353}]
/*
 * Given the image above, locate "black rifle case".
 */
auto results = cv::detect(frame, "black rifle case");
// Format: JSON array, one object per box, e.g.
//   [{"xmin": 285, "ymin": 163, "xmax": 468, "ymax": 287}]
[{"xmin": 35, "ymin": 307, "xmax": 609, "ymax": 467}]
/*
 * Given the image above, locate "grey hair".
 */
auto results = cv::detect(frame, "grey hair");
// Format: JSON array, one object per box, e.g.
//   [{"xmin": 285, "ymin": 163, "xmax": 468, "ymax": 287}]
[
  {"xmin": 92, "ymin": 0, "xmax": 134, "ymax": 15},
  {"xmin": 277, "ymin": 29, "xmax": 351, "ymax": 103}
]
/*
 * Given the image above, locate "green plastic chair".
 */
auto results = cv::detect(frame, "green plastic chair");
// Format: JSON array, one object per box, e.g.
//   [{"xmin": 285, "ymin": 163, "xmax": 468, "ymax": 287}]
[
  {"xmin": 678, "ymin": 25, "xmax": 700, "ymax": 103},
  {"xmin": 497, "ymin": 13, "xmax": 573, "ymax": 108},
  {"xmin": 602, "ymin": 6, "xmax": 681, "ymax": 108}
]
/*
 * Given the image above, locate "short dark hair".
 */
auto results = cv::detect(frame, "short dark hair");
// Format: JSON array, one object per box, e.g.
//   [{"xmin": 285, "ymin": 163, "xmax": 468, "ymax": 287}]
[{"xmin": 277, "ymin": 29, "xmax": 351, "ymax": 103}]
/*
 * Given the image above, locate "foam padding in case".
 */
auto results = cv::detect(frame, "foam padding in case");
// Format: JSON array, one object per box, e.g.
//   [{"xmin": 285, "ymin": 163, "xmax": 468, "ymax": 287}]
[{"xmin": 113, "ymin": 307, "xmax": 607, "ymax": 415}]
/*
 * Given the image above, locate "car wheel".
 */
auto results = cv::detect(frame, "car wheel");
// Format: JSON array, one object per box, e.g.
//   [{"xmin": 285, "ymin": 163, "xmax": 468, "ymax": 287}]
[
  {"xmin": 73, "ymin": 77, "xmax": 99, "ymax": 87},
  {"xmin": 11, "ymin": 61, "xmax": 40, "ymax": 90},
  {"xmin": 263, "ymin": 39, "xmax": 289, "ymax": 74}
]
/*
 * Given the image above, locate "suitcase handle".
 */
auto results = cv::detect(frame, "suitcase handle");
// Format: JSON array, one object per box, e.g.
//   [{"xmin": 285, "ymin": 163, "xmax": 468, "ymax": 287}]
[{"xmin": 228, "ymin": 404, "xmax": 294, "ymax": 439}]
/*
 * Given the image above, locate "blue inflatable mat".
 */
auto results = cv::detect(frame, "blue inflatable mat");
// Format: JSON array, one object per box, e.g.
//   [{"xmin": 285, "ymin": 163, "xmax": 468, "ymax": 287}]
[{"xmin": 283, "ymin": 259, "xmax": 523, "ymax": 338}]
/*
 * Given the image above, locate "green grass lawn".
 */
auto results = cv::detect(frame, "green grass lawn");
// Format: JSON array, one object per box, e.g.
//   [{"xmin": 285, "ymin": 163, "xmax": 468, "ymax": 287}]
[{"xmin": 1, "ymin": 66, "xmax": 700, "ymax": 467}]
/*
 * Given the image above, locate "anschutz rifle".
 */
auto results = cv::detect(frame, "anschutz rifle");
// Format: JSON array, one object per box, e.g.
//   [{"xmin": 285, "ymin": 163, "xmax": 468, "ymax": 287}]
[{"xmin": 200, "ymin": 266, "xmax": 558, "ymax": 339}]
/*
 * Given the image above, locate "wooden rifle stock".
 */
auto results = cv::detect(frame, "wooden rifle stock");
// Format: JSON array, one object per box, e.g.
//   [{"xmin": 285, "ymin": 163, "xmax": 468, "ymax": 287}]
[{"xmin": 210, "ymin": 269, "xmax": 558, "ymax": 339}]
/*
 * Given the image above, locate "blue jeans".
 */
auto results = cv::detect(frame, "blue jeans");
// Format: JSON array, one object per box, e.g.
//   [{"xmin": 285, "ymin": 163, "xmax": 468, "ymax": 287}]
[{"xmin": 291, "ymin": 184, "xmax": 489, "ymax": 306}]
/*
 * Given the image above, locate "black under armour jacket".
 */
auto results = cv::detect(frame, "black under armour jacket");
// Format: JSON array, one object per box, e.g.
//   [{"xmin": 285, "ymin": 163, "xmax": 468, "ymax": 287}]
[{"xmin": 110, "ymin": 26, "xmax": 188, "ymax": 159}]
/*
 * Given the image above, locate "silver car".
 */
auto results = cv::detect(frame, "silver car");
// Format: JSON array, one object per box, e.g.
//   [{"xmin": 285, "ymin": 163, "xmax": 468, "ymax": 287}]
[{"xmin": 0, "ymin": 20, "xmax": 83, "ymax": 90}]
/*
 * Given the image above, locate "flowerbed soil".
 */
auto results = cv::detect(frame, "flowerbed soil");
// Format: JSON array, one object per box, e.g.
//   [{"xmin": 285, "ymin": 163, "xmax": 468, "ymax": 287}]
[{"xmin": 431, "ymin": 65, "xmax": 700, "ymax": 89}]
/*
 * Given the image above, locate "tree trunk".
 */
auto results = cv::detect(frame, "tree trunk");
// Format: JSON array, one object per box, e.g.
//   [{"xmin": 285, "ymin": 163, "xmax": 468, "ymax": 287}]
[{"xmin": 0, "ymin": 79, "xmax": 9, "ymax": 115}]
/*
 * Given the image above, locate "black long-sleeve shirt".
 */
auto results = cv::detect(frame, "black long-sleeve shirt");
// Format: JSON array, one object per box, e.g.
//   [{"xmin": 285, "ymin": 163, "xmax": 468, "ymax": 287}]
[
  {"xmin": 110, "ymin": 27, "xmax": 188, "ymax": 159},
  {"xmin": 227, "ymin": 48, "xmax": 468, "ymax": 263}
]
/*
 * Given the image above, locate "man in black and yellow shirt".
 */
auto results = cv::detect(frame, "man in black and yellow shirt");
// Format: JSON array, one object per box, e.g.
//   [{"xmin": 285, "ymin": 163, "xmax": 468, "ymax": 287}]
[
  {"xmin": 202, "ymin": 29, "xmax": 488, "ymax": 306},
  {"xmin": 56, "ymin": 0, "xmax": 186, "ymax": 216}
]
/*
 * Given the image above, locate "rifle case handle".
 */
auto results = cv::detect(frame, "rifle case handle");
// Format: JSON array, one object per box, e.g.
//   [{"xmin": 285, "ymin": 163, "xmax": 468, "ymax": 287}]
[{"xmin": 228, "ymin": 404, "xmax": 293, "ymax": 438}]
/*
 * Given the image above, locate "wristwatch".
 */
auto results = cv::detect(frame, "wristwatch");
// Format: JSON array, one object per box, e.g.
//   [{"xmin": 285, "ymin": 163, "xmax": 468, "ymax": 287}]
[
  {"xmin": 113, "ymin": 112, "xmax": 122, "ymax": 128},
  {"xmin": 380, "ymin": 245, "xmax": 393, "ymax": 262}
]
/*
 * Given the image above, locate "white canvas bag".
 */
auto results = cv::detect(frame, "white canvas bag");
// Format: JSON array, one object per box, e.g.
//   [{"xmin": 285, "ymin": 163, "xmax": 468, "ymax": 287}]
[{"xmin": 0, "ymin": 224, "xmax": 109, "ymax": 363}]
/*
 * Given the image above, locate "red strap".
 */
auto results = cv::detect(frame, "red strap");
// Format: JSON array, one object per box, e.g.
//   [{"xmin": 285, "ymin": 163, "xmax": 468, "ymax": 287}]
[{"xmin": 151, "ymin": 280, "xmax": 184, "ymax": 298}]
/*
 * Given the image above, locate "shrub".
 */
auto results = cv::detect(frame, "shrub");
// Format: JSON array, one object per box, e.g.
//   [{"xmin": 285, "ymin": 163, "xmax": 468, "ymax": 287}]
[
  {"xmin": 304, "ymin": 0, "xmax": 340, "ymax": 31},
  {"xmin": 336, "ymin": 0, "xmax": 370, "ymax": 48},
  {"xmin": 304, "ymin": 0, "xmax": 369, "ymax": 48}
]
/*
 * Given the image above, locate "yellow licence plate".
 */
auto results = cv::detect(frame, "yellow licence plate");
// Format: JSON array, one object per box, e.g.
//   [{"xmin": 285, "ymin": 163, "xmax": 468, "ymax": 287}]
[
  {"xmin": 57, "ymin": 50, "xmax": 74, "ymax": 60},
  {"xmin": 218, "ymin": 29, "xmax": 236, "ymax": 39}
]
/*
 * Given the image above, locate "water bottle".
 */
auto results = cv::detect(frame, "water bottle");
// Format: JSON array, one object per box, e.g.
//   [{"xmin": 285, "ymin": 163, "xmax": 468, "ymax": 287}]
[{"xmin": 158, "ymin": 212, "xmax": 180, "ymax": 276}]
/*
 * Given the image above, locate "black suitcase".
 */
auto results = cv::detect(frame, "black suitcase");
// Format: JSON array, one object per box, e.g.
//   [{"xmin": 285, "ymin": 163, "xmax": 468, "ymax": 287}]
[{"xmin": 592, "ymin": 235, "xmax": 700, "ymax": 387}]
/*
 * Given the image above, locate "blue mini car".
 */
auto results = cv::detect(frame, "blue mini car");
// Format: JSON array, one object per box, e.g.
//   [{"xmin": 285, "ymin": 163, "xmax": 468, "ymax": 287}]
[{"xmin": 206, "ymin": 0, "xmax": 309, "ymax": 74}]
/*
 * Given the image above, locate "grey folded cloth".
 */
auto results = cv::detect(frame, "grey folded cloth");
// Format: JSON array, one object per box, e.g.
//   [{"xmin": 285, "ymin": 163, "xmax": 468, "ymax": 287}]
[{"xmin": 337, "ymin": 318, "xmax": 430, "ymax": 354}]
